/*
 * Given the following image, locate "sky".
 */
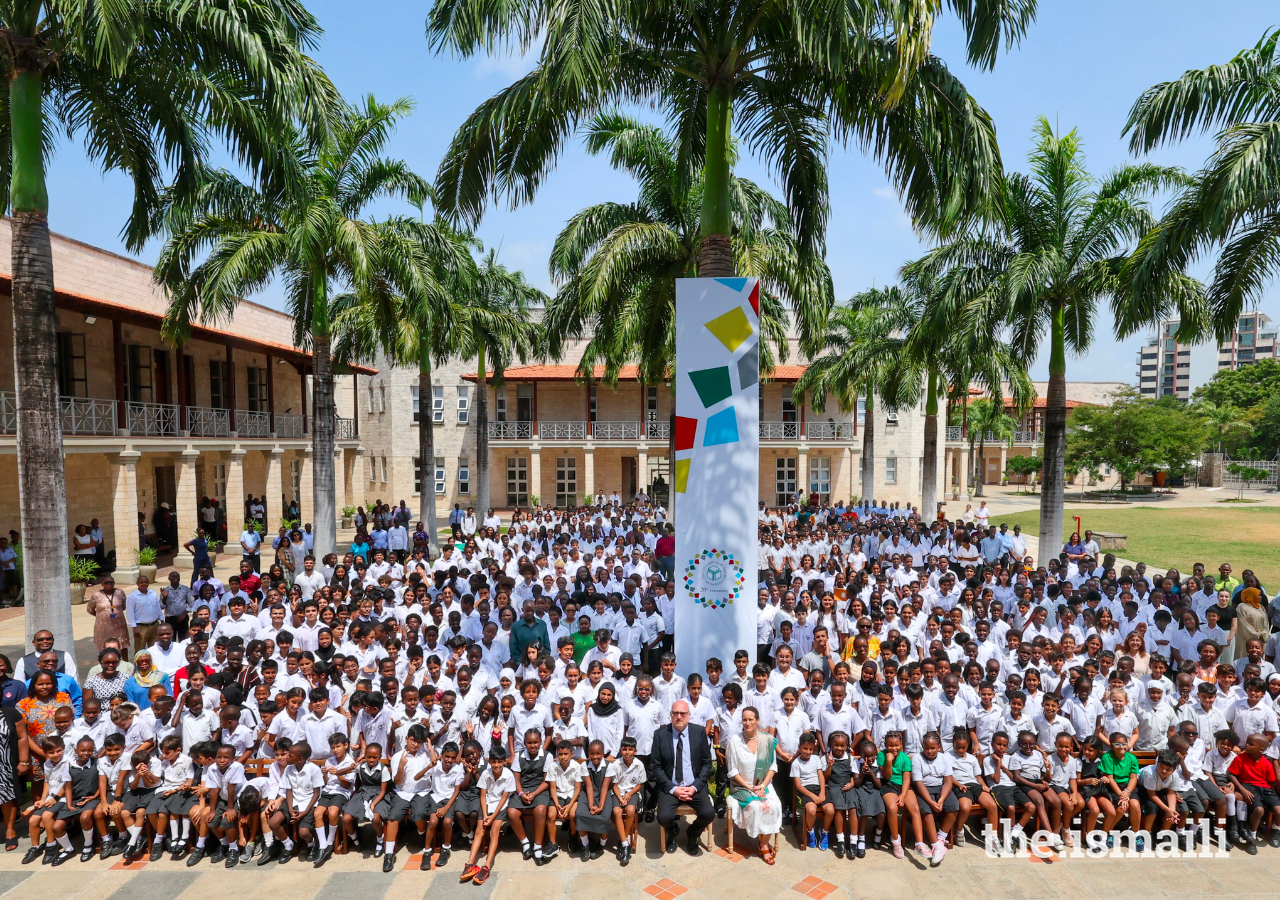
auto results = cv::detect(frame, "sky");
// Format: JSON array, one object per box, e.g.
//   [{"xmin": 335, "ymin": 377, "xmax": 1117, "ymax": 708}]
[{"xmin": 39, "ymin": 0, "xmax": 1280, "ymax": 383}]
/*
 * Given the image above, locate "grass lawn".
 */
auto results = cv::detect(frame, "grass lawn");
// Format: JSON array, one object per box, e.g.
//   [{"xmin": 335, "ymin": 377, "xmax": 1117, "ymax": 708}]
[{"xmin": 999, "ymin": 506, "xmax": 1280, "ymax": 587}]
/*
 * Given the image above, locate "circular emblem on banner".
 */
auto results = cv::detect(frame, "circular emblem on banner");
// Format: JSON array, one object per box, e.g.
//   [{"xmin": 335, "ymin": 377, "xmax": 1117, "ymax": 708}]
[{"xmin": 683, "ymin": 549, "xmax": 746, "ymax": 609}]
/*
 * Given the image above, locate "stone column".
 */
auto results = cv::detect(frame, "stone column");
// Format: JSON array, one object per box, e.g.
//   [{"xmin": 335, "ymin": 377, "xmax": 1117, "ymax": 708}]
[
  {"xmin": 529, "ymin": 445, "xmax": 542, "ymax": 507},
  {"xmin": 171, "ymin": 448, "xmax": 201, "ymax": 571},
  {"xmin": 959, "ymin": 447, "xmax": 970, "ymax": 497},
  {"xmin": 798, "ymin": 447, "xmax": 809, "ymax": 500},
  {"xmin": 637, "ymin": 446, "xmax": 649, "ymax": 496},
  {"xmin": 999, "ymin": 446, "xmax": 1008, "ymax": 486},
  {"xmin": 334, "ymin": 449, "xmax": 347, "ymax": 524},
  {"xmin": 264, "ymin": 447, "xmax": 284, "ymax": 529},
  {"xmin": 226, "ymin": 447, "xmax": 246, "ymax": 534},
  {"xmin": 111, "ymin": 451, "xmax": 142, "ymax": 584},
  {"xmin": 298, "ymin": 448, "xmax": 314, "ymax": 527},
  {"xmin": 583, "ymin": 445, "xmax": 595, "ymax": 500}
]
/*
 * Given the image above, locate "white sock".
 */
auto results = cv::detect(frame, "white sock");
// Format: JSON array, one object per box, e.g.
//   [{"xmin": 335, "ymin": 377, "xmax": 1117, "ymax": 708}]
[
  {"xmin": 196, "ymin": 836, "xmax": 206, "ymax": 849},
  {"xmin": 834, "ymin": 832, "xmax": 845, "ymax": 843},
  {"xmin": 127, "ymin": 825, "xmax": 142, "ymax": 840},
  {"xmin": 521, "ymin": 838, "xmax": 530, "ymax": 849},
  {"xmin": 283, "ymin": 838, "xmax": 293, "ymax": 851},
  {"xmin": 857, "ymin": 836, "xmax": 865, "ymax": 848},
  {"xmin": 580, "ymin": 835, "xmax": 590, "ymax": 847},
  {"xmin": 892, "ymin": 836, "xmax": 901, "ymax": 845},
  {"xmin": 937, "ymin": 831, "xmax": 948, "ymax": 843},
  {"xmin": 263, "ymin": 831, "xmax": 275, "ymax": 846},
  {"xmin": 153, "ymin": 834, "xmax": 165, "ymax": 845},
  {"xmin": 534, "ymin": 844, "xmax": 542, "ymax": 858},
  {"xmin": 83, "ymin": 825, "xmax": 95, "ymax": 843},
  {"xmin": 56, "ymin": 835, "xmax": 72, "ymax": 851},
  {"xmin": 317, "ymin": 829, "xmax": 330, "ymax": 849},
  {"xmin": 181, "ymin": 819, "xmax": 191, "ymax": 838},
  {"xmin": 169, "ymin": 820, "xmax": 179, "ymax": 839}
]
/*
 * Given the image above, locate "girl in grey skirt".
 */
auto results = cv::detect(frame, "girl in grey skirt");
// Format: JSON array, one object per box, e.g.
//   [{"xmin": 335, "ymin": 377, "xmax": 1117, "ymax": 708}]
[
  {"xmin": 453, "ymin": 741, "xmax": 487, "ymax": 837},
  {"xmin": 508, "ymin": 729, "xmax": 551, "ymax": 862},
  {"xmin": 574, "ymin": 740, "xmax": 615, "ymax": 859},
  {"xmin": 851, "ymin": 738, "xmax": 886, "ymax": 858},
  {"xmin": 825, "ymin": 732, "xmax": 857, "ymax": 858}
]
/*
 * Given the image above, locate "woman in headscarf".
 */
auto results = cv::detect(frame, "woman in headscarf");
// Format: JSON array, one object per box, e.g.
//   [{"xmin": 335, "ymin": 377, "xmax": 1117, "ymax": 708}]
[
  {"xmin": 123, "ymin": 650, "xmax": 170, "ymax": 709},
  {"xmin": 1233, "ymin": 587, "xmax": 1271, "ymax": 662},
  {"xmin": 583, "ymin": 682, "xmax": 625, "ymax": 758}
]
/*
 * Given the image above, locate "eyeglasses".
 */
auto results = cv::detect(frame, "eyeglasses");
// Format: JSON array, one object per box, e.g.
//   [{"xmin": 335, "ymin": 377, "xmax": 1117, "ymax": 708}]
[{"xmin": 671, "ymin": 710, "xmax": 689, "ymax": 716}]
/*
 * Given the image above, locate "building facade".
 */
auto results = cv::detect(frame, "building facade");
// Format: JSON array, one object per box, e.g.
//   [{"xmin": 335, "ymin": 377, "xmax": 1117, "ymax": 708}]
[
  {"xmin": 1137, "ymin": 313, "xmax": 1276, "ymax": 400},
  {"xmin": 0, "ymin": 225, "xmax": 370, "ymax": 582}
]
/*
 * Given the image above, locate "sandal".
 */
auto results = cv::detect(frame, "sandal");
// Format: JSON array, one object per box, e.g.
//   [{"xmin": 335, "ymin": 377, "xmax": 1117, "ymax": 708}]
[
  {"xmin": 5, "ymin": 836, "xmax": 17, "ymax": 852},
  {"xmin": 762, "ymin": 846, "xmax": 776, "ymax": 865}
]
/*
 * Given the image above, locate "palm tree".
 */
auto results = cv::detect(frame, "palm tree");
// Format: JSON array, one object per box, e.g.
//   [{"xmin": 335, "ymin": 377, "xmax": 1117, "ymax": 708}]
[
  {"xmin": 795, "ymin": 289, "xmax": 916, "ymax": 503},
  {"xmin": 427, "ymin": 0, "xmax": 1033, "ymax": 276},
  {"xmin": 1124, "ymin": 30, "xmax": 1280, "ymax": 339},
  {"xmin": 155, "ymin": 97, "xmax": 430, "ymax": 560},
  {"xmin": 963, "ymin": 398, "xmax": 1015, "ymax": 497},
  {"xmin": 454, "ymin": 250, "xmax": 545, "ymax": 517},
  {"xmin": 330, "ymin": 214, "xmax": 473, "ymax": 555},
  {"xmin": 1195, "ymin": 400, "xmax": 1248, "ymax": 453},
  {"xmin": 0, "ymin": 0, "xmax": 327, "ymax": 649},
  {"xmin": 908, "ymin": 117, "xmax": 1202, "ymax": 566}
]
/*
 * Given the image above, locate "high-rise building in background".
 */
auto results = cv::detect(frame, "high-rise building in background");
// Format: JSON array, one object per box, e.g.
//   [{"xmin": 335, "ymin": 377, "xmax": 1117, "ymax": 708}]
[{"xmin": 1136, "ymin": 312, "xmax": 1276, "ymax": 400}]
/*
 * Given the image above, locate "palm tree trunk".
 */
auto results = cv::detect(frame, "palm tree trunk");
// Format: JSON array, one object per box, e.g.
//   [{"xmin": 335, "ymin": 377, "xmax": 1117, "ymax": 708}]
[
  {"xmin": 1039, "ymin": 304, "xmax": 1068, "ymax": 566},
  {"xmin": 10, "ymin": 68, "xmax": 71, "ymax": 651},
  {"xmin": 698, "ymin": 84, "xmax": 734, "ymax": 278},
  {"xmin": 921, "ymin": 369, "xmax": 939, "ymax": 520},
  {"xmin": 975, "ymin": 433, "xmax": 986, "ymax": 498},
  {"xmin": 418, "ymin": 339, "xmax": 441, "ymax": 555},
  {"xmin": 475, "ymin": 344, "xmax": 491, "ymax": 517},
  {"xmin": 310, "ymin": 298, "xmax": 337, "ymax": 558},
  {"xmin": 860, "ymin": 392, "xmax": 875, "ymax": 503}
]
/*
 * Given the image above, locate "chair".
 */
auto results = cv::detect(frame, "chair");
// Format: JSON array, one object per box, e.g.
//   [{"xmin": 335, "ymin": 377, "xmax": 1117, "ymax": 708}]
[
  {"xmin": 724, "ymin": 813, "xmax": 779, "ymax": 856},
  {"xmin": 660, "ymin": 803, "xmax": 712, "ymax": 852}
]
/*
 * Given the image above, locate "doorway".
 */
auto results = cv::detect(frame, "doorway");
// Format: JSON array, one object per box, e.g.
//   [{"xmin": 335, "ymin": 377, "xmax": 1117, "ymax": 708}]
[{"xmin": 622, "ymin": 456, "xmax": 637, "ymax": 499}]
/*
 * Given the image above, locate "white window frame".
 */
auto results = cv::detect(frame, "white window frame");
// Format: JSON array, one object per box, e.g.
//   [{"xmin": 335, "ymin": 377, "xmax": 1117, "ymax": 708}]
[
  {"xmin": 775, "ymin": 456, "xmax": 797, "ymax": 505},
  {"xmin": 555, "ymin": 456, "xmax": 578, "ymax": 507},
  {"xmin": 458, "ymin": 456, "xmax": 471, "ymax": 494},
  {"xmin": 809, "ymin": 456, "xmax": 831, "ymax": 500},
  {"xmin": 495, "ymin": 389, "xmax": 507, "ymax": 422},
  {"xmin": 507, "ymin": 457, "xmax": 528, "ymax": 505},
  {"xmin": 457, "ymin": 385, "xmax": 470, "ymax": 424},
  {"xmin": 435, "ymin": 456, "xmax": 446, "ymax": 495},
  {"xmin": 432, "ymin": 386, "xmax": 445, "ymax": 424},
  {"xmin": 885, "ymin": 456, "xmax": 898, "ymax": 484},
  {"xmin": 411, "ymin": 386, "xmax": 420, "ymax": 423}
]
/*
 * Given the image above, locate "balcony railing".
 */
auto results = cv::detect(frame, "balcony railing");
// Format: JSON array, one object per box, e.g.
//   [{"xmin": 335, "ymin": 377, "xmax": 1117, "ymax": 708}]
[
  {"xmin": 591, "ymin": 420, "xmax": 641, "ymax": 440},
  {"xmin": 336, "ymin": 417, "xmax": 357, "ymax": 440},
  {"xmin": 127, "ymin": 401, "xmax": 178, "ymax": 437},
  {"xmin": 646, "ymin": 420, "xmax": 669, "ymax": 440},
  {"xmin": 1013, "ymin": 431, "xmax": 1040, "ymax": 443},
  {"xmin": 540, "ymin": 420, "xmax": 588, "ymax": 440},
  {"xmin": 489, "ymin": 421, "xmax": 533, "ymax": 440},
  {"xmin": 186, "ymin": 405, "xmax": 230, "ymax": 437},
  {"xmin": 807, "ymin": 422, "xmax": 856, "ymax": 441},
  {"xmin": 0, "ymin": 393, "xmax": 119, "ymax": 436},
  {"xmin": 239, "ymin": 410, "xmax": 271, "ymax": 438},
  {"xmin": 760, "ymin": 421, "xmax": 800, "ymax": 440},
  {"xmin": 275, "ymin": 414, "xmax": 304, "ymax": 439},
  {"xmin": 945, "ymin": 426, "xmax": 963, "ymax": 441}
]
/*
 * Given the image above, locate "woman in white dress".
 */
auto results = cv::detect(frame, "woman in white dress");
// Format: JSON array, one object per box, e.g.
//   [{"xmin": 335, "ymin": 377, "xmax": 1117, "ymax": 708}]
[{"xmin": 726, "ymin": 707, "xmax": 782, "ymax": 863}]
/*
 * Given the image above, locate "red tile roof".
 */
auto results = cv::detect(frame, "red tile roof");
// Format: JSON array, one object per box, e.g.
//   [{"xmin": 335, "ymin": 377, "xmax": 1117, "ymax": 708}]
[{"xmin": 464, "ymin": 363, "xmax": 810, "ymax": 382}]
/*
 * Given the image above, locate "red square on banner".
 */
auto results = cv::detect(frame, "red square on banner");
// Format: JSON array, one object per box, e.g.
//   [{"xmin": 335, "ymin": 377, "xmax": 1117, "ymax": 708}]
[
  {"xmin": 748, "ymin": 282, "xmax": 760, "ymax": 316},
  {"xmin": 675, "ymin": 416, "xmax": 698, "ymax": 452}
]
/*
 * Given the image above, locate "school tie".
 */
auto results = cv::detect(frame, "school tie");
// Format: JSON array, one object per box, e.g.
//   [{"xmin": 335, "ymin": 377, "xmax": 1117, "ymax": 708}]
[{"xmin": 674, "ymin": 729, "xmax": 685, "ymax": 783}]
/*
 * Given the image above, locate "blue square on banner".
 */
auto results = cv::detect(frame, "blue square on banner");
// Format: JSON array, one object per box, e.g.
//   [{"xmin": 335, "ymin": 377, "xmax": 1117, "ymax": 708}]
[{"xmin": 703, "ymin": 407, "xmax": 739, "ymax": 446}]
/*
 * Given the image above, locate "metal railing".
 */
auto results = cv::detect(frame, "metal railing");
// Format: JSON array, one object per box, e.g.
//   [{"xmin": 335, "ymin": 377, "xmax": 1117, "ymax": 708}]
[
  {"xmin": 539, "ymin": 420, "xmax": 587, "ymax": 440},
  {"xmin": 336, "ymin": 417, "xmax": 356, "ymax": 440},
  {"xmin": 239, "ymin": 410, "xmax": 271, "ymax": 438},
  {"xmin": 592, "ymin": 421, "xmax": 641, "ymax": 440},
  {"xmin": 1013, "ymin": 431, "xmax": 1040, "ymax": 443},
  {"xmin": 760, "ymin": 421, "xmax": 800, "ymax": 440},
  {"xmin": 126, "ymin": 401, "xmax": 178, "ymax": 437},
  {"xmin": 0, "ymin": 393, "xmax": 12, "ymax": 433},
  {"xmin": 61, "ymin": 397, "xmax": 117, "ymax": 435},
  {"xmin": 945, "ymin": 426, "xmax": 963, "ymax": 441},
  {"xmin": 489, "ymin": 421, "xmax": 533, "ymax": 440},
  {"xmin": 645, "ymin": 420, "xmax": 669, "ymax": 440},
  {"xmin": 807, "ymin": 422, "xmax": 856, "ymax": 441},
  {"xmin": 275, "ymin": 414, "xmax": 304, "ymax": 439},
  {"xmin": 186, "ymin": 405, "xmax": 230, "ymax": 438}
]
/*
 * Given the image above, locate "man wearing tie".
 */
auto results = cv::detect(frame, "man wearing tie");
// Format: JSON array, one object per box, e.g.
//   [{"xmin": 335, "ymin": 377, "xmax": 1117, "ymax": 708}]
[{"xmin": 649, "ymin": 698, "xmax": 714, "ymax": 854}]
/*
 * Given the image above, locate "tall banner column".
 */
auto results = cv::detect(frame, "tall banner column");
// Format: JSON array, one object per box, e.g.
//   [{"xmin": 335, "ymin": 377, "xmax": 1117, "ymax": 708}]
[{"xmin": 674, "ymin": 277, "xmax": 760, "ymax": 674}]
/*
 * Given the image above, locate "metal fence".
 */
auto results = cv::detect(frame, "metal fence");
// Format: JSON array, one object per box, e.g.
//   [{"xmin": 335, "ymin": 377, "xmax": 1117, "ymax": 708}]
[{"xmin": 1223, "ymin": 455, "xmax": 1279, "ymax": 488}]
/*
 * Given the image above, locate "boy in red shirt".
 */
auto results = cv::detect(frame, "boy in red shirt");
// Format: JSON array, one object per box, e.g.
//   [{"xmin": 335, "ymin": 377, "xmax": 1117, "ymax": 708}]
[{"xmin": 1226, "ymin": 733, "xmax": 1280, "ymax": 854}]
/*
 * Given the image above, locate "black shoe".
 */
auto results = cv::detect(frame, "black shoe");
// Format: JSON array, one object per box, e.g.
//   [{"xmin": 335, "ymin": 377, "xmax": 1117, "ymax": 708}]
[
  {"xmin": 644, "ymin": 809, "xmax": 656, "ymax": 824},
  {"xmin": 421, "ymin": 850, "xmax": 433, "ymax": 870},
  {"xmin": 170, "ymin": 839, "xmax": 188, "ymax": 861},
  {"xmin": 856, "ymin": 843, "xmax": 866, "ymax": 859},
  {"xmin": 437, "ymin": 848, "xmax": 451, "ymax": 867},
  {"xmin": 535, "ymin": 853, "xmax": 549, "ymax": 866},
  {"xmin": 382, "ymin": 852, "xmax": 396, "ymax": 873},
  {"xmin": 1245, "ymin": 838, "xmax": 1258, "ymax": 855},
  {"xmin": 226, "ymin": 848, "xmax": 240, "ymax": 868},
  {"xmin": 833, "ymin": 841, "xmax": 844, "ymax": 859},
  {"xmin": 315, "ymin": 846, "xmax": 333, "ymax": 868},
  {"xmin": 149, "ymin": 842, "xmax": 166, "ymax": 862},
  {"xmin": 277, "ymin": 843, "xmax": 292, "ymax": 864},
  {"xmin": 1269, "ymin": 831, "xmax": 1280, "ymax": 849},
  {"xmin": 714, "ymin": 805, "xmax": 726, "ymax": 819},
  {"xmin": 42, "ymin": 844, "xmax": 58, "ymax": 865},
  {"xmin": 186, "ymin": 846, "xmax": 205, "ymax": 867},
  {"xmin": 257, "ymin": 842, "xmax": 282, "ymax": 866},
  {"xmin": 581, "ymin": 843, "xmax": 593, "ymax": 863},
  {"xmin": 522, "ymin": 843, "xmax": 533, "ymax": 861},
  {"xmin": 665, "ymin": 835, "xmax": 679, "ymax": 854},
  {"xmin": 619, "ymin": 844, "xmax": 631, "ymax": 867},
  {"xmin": 21, "ymin": 845, "xmax": 42, "ymax": 865},
  {"xmin": 685, "ymin": 835, "xmax": 703, "ymax": 857},
  {"xmin": 99, "ymin": 839, "xmax": 114, "ymax": 861},
  {"xmin": 209, "ymin": 844, "xmax": 227, "ymax": 865},
  {"xmin": 51, "ymin": 849, "xmax": 74, "ymax": 867},
  {"xmin": 112, "ymin": 836, "xmax": 129, "ymax": 858},
  {"xmin": 80, "ymin": 845, "xmax": 96, "ymax": 863},
  {"xmin": 307, "ymin": 842, "xmax": 320, "ymax": 863}
]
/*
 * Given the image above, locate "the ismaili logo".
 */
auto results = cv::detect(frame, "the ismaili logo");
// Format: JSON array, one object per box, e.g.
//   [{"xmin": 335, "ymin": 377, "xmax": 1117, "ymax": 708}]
[{"xmin": 683, "ymin": 549, "xmax": 745, "ymax": 610}]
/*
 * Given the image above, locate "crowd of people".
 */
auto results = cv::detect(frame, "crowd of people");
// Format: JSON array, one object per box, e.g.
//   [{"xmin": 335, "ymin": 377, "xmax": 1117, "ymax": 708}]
[{"xmin": 0, "ymin": 494, "xmax": 1276, "ymax": 884}]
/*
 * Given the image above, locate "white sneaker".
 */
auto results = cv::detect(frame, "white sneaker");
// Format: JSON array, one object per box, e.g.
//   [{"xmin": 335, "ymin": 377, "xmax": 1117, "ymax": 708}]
[
  {"xmin": 954, "ymin": 830, "xmax": 966, "ymax": 847},
  {"xmin": 915, "ymin": 841, "xmax": 933, "ymax": 860},
  {"xmin": 1048, "ymin": 834, "xmax": 1065, "ymax": 851},
  {"xmin": 930, "ymin": 841, "xmax": 948, "ymax": 866}
]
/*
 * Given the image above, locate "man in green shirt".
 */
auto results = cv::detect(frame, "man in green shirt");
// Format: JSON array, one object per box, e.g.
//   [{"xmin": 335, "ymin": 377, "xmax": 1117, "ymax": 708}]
[{"xmin": 510, "ymin": 600, "xmax": 551, "ymax": 663}]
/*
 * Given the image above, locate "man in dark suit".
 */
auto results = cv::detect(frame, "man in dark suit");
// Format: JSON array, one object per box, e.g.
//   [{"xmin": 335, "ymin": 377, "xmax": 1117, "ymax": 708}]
[{"xmin": 649, "ymin": 699, "xmax": 714, "ymax": 854}]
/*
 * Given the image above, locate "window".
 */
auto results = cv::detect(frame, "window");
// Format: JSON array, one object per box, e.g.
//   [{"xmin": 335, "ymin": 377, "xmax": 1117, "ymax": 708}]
[
  {"xmin": 432, "ymin": 386, "xmax": 445, "ymax": 423},
  {"xmin": 411, "ymin": 386, "xmax": 420, "ymax": 424},
  {"xmin": 126, "ymin": 345, "xmax": 154, "ymax": 403},
  {"xmin": 458, "ymin": 456, "xmax": 471, "ymax": 494},
  {"xmin": 507, "ymin": 457, "xmax": 528, "ymax": 505},
  {"xmin": 209, "ymin": 360, "xmax": 228, "ymax": 409},
  {"xmin": 381, "ymin": 456, "xmax": 388, "ymax": 483},
  {"xmin": 809, "ymin": 456, "xmax": 831, "ymax": 501},
  {"xmin": 290, "ymin": 459, "xmax": 300, "ymax": 502},
  {"xmin": 435, "ymin": 456, "xmax": 446, "ymax": 495},
  {"xmin": 55, "ymin": 333, "xmax": 87, "ymax": 398},
  {"xmin": 856, "ymin": 398, "xmax": 866, "ymax": 425},
  {"xmin": 213, "ymin": 463, "xmax": 228, "ymax": 507},
  {"xmin": 555, "ymin": 456, "xmax": 578, "ymax": 507},
  {"xmin": 457, "ymin": 385, "xmax": 470, "ymax": 423},
  {"xmin": 782, "ymin": 387, "xmax": 797, "ymax": 423},
  {"xmin": 496, "ymin": 389, "xmax": 507, "ymax": 422},
  {"xmin": 247, "ymin": 367, "xmax": 268, "ymax": 412},
  {"xmin": 775, "ymin": 457, "xmax": 797, "ymax": 506},
  {"xmin": 588, "ymin": 385, "xmax": 597, "ymax": 423},
  {"xmin": 368, "ymin": 383, "xmax": 377, "ymax": 412},
  {"xmin": 413, "ymin": 457, "xmax": 422, "ymax": 495},
  {"xmin": 380, "ymin": 385, "xmax": 387, "ymax": 413},
  {"xmin": 646, "ymin": 385, "xmax": 659, "ymax": 418},
  {"xmin": 1240, "ymin": 332, "xmax": 1256, "ymax": 347},
  {"xmin": 885, "ymin": 457, "xmax": 898, "ymax": 484},
  {"xmin": 1164, "ymin": 338, "xmax": 1176, "ymax": 351},
  {"xmin": 367, "ymin": 457, "xmax": 375, "ymax": 484}
]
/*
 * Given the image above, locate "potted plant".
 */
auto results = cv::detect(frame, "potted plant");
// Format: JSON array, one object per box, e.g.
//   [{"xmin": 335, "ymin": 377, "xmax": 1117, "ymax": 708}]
[
  {"xmin": 137, "ymin": 546, "xmax": 158, "ymax": 583},
  {"xmin": 68, "ymin": 556, "xmax": 99, "ymax": 605},
  {"xmin": 341, "ymin": 506, "xmax": 356, "ymax": 529}
]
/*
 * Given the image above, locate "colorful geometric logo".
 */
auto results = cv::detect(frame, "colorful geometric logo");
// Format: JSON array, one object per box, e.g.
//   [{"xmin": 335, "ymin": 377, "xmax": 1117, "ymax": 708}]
[
  {"xmin": 704, "ymin": 307, "xmax": 754, "ymax": 352},
  {"xmin": 682, "ymin": 549, "xmax": 746, "ymax": 609},
  {"xmin": 688, "ymin": 366, "xmax": 733, "ymax": 408},
  {"xmin": 703, "ymin": 407, "xmax": 739, "ymax": 446}
]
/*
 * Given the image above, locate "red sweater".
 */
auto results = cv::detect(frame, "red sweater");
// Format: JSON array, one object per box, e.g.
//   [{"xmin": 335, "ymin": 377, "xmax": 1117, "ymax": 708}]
[{"xmin": 1228, "ymin": 752, "xmax": 1275, "ymax": 788}]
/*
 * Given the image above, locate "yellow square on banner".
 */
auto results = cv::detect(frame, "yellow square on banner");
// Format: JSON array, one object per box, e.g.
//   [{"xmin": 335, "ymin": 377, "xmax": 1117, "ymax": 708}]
[
  {"xmin": 674, "ymin": 458, "xmax": 690, "ymax": 493},
  {"xmin": 704, "ymin": 307, "xmax": 754, "ymax": 352}
]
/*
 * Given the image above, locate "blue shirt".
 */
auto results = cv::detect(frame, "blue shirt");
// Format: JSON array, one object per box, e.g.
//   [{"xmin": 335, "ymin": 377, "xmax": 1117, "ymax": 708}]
[{"xmin": 979, "ymin": 536, "xmax": 1004, "ymax": 563}]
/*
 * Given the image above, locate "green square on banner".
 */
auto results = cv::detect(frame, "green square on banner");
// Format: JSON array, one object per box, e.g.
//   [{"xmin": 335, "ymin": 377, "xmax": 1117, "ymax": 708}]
[{"xmin": 688, "ymin": 366, "xmax": 732, "ymax": 408}]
